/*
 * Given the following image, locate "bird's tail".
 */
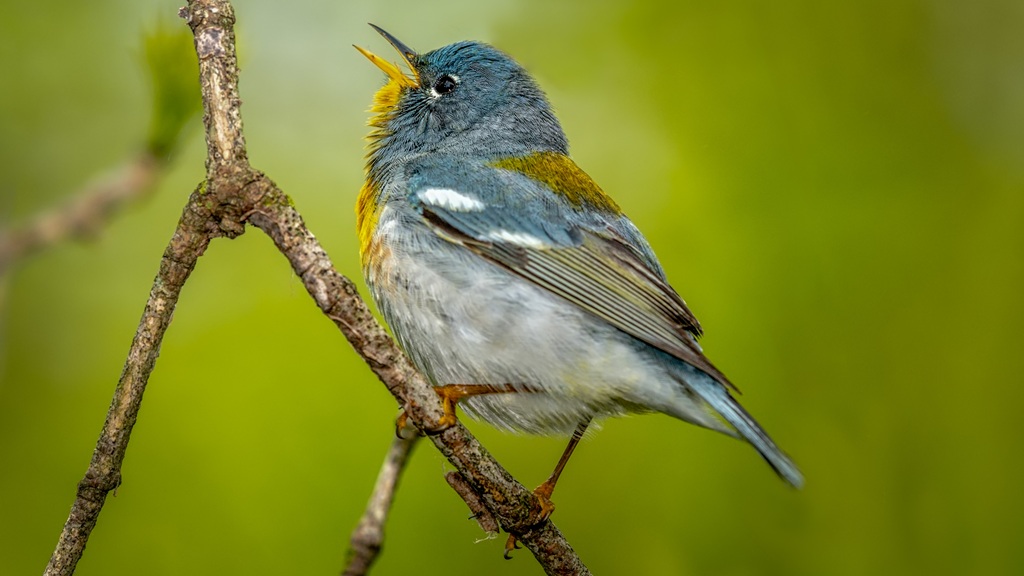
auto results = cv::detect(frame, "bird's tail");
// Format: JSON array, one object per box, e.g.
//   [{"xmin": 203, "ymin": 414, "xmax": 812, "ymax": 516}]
[{"xmin": 683, "ymin": 367, "xmax": 804, "ymax": 489}]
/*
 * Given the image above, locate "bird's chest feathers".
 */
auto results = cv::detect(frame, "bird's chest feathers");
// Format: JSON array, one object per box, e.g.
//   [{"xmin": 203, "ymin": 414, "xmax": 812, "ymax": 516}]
[{"xmin": 360, "ymin": 202, "xmax": 446, "ymax": 300}]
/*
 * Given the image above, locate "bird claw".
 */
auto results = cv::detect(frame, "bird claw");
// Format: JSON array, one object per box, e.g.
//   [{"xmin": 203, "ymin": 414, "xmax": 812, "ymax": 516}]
[
  {"xmin": 502, "ymin": 484, "xmax": 556, "ymax": 559},
  {"xmin": 503, "ymin": 535, "xmax": 522, "ymax": 559},
  {"xmin": 394, "ymin": 394, "xmax": 458, "ymax": 438},
  {"xmin": 394, "ymin": 409, "xmax": 418, "ymax": 439},
  {"xmin": 532, "ymin": 481, "xmax": 556, "ymax": 521},
  {"xmin": 417, "ymin": 406, "xmax": 457, "ymax": 435}
]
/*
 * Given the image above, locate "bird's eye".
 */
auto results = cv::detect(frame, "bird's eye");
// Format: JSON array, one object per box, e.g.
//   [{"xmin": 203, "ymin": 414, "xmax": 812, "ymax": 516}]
[{"xmin": 433, "ymin": 75, "xmax": 458, "ymax": 95}]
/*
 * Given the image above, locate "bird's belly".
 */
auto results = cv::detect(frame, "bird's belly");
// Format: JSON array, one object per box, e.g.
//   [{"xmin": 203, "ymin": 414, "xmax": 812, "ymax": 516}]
[{"xmin": 365, "ymin": 216, "xmax": 668, "ymax": 434}]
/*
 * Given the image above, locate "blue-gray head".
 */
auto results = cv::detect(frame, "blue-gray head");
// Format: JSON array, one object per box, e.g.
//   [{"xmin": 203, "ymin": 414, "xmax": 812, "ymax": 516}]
[{"xmin": 356, "ymin": 25, "xmax": 568, "ymax": 175}]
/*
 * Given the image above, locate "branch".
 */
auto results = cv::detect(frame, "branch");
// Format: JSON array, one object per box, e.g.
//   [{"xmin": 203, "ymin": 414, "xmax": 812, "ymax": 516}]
[
  {"xmin": 42, "ymin": 177, "xmax": 229, "ymax": 576},
  {"xmin": 445, "ymin": 471, "xmax": 500, "ymax": 535},
  {"xmin": 343, "ymin": 435, "xmax": 420, "ymax": 576},
  {"xmin": 0, "ymin": 152, "xmax": 162, "ymax": 276},
  {"xmin": 45, "ymin": 1, "xmax": 591, "ymax": 574}
]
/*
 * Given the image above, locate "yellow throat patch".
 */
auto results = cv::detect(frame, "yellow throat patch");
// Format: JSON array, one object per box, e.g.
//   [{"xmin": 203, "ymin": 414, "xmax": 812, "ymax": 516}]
[{"xmin": 357, "ymin": 79, "xmax": 405, "ymax": 263}]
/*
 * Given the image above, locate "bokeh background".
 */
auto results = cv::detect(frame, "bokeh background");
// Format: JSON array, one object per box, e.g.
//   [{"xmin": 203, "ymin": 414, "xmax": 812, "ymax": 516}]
[{"xmin": 2, "ymin": 1, "xmax": 1022, "ymax": 574}]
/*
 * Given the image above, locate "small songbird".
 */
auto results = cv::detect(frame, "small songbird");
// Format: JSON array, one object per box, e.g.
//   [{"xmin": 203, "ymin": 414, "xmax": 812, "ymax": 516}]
[{"xmin": 354, "ymin": 24, "xmax": 802, "ymax": 548}]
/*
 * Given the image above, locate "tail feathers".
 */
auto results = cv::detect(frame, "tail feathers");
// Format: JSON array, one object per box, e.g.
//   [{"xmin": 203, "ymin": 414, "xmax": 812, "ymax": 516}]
[{"xmin": 689, "ymin": 375, "xmax": 804, "ymax": 489}]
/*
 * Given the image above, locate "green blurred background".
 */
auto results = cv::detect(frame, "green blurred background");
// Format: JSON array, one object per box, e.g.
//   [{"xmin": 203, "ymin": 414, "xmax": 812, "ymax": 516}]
[{"xmin": 2, "ymin": 0, "xmax": 1022, "ymax": 574}]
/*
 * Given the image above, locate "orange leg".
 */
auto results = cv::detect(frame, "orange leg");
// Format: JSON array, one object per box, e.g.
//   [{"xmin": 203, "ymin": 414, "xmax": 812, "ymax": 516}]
[
  {"xmin": 505, "ymin": 418, "xmax": 591, "ymax": 559},
  {"xmin": 396, "ymin": 383, "xmax": 530, "ymax": 437}
]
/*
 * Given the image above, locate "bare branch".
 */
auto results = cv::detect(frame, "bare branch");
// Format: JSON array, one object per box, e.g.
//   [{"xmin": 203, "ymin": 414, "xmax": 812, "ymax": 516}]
[
  {"xmin": 179, "ymin": 0, "xmax": 246, "ymax": 171},
  {"xmin": 0, "ymin": 152, "xmax": 162, "ymax": 276},
  {"xmin": 445, "ymin": 471, "xmax": 500, "ymax": 535},
  {"xmin": 43, "ymin": 184, "xmax": 227, "ymax": 576},
  {"xmin": 343, "ymin": 435, "xmax": 420, "ymax": 576}
]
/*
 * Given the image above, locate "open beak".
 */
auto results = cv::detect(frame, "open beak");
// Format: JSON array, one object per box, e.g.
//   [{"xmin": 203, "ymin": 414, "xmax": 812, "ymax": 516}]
[{"xmin": 354, "ymin": 24, "xmax": 419, "ymax": 88}]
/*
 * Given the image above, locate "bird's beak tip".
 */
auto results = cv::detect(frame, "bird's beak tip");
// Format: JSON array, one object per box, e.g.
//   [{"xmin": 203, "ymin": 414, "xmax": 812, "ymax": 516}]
[{"xmin": 358, "ymin": 24, "xmax": 419, "ymax": 88}]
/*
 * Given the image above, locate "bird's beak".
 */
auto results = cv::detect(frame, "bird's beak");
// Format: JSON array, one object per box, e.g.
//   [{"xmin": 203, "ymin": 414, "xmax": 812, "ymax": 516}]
[{"xmin": 354, "ymin": 24, "xmax": 419, "ymax": 88}]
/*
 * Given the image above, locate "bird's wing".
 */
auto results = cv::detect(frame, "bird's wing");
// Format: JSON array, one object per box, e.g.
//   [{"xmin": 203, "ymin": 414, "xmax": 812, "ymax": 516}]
[{"xmin": 406, "ymin": 159, "xmax": 736, "ymax": 391}]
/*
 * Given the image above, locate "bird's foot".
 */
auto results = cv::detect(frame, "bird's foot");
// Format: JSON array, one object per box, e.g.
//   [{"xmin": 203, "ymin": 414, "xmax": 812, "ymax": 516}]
[
  {"xmin": 394, "ymin": 388, "xmax": 460, "ymax": 438},
  {"xmin": 503, "ymin": 481, "xmax": 556, "ymax": 559}
]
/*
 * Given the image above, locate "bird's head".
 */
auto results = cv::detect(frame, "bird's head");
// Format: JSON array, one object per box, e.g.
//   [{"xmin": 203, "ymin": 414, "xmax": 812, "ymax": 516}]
[{"xmin": 356, "ymin": 25, "xmax": 568, "ymax": 178}]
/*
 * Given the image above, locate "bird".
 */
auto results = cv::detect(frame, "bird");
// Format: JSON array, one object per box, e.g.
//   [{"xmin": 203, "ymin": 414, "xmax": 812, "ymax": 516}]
[{"xmin": 354, "ymin": 24, "xmax": 802, "ymax": 551}]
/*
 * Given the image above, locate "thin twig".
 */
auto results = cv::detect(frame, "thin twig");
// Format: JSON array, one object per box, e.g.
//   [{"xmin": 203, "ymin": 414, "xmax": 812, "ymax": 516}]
[
  {"xmin": 42, "ymin": 183, "xmax": 227, "ymax": 576},
  {"xmin": 343, "ymin": 435, "xmax": 420, "ymax": 576},
  {"xmin": 445, "ymin": 471, "xmax": 500, "ymax": 535},
  {"xmin": 0, "ymin": 152, "xmax": 162, "ymax": 276}
]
